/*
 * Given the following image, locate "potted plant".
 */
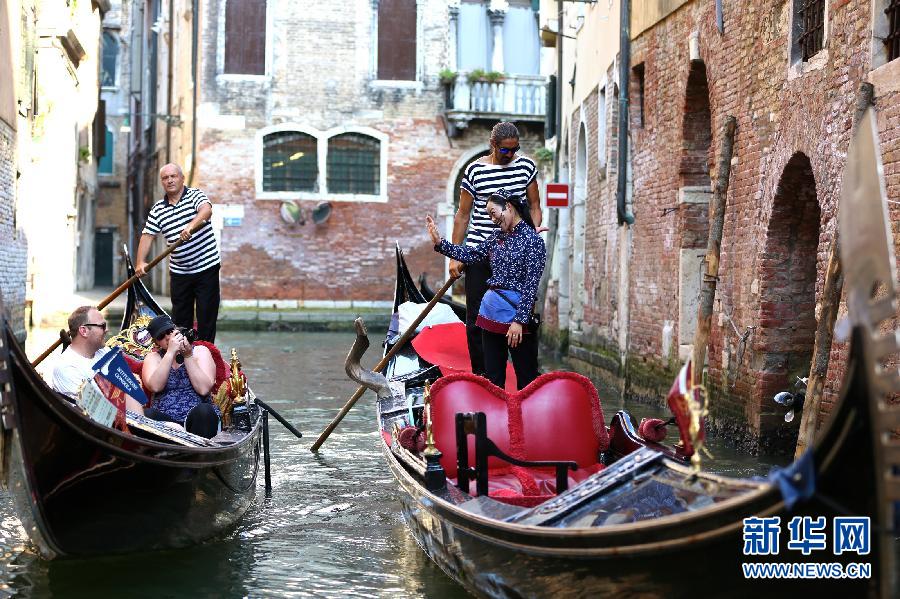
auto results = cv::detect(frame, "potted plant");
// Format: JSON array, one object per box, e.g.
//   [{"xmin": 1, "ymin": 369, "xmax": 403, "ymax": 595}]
[
  {"xmin": 438, "ymin": 68, "xmax": 458, "ymax": 86},
  {"xmin": 484, "ymin": 71, "xmax": 505, "ymax": 84},
  {"xmin": 466, "ymin": 68, "xmax": 487, "ymax": 85}
]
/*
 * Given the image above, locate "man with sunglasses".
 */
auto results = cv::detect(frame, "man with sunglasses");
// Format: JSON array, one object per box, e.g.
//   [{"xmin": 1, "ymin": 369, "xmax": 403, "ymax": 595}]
[
  {"xmin": 51, "ymin": 306, "xmax": 115, "ymax": 398},
  {"xmin": 451, "ymin": 121, "xmax": 542, "ymax": 376}
]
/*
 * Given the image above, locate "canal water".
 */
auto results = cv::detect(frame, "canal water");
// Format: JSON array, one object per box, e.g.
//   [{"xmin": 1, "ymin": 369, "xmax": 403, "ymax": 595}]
[{"xmin": 0, "ymin": 331, "xmax": 786, "ymax": 597}]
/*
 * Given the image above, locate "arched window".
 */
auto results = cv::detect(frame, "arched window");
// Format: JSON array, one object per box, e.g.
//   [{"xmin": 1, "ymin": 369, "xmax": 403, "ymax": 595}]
[
  {"xmin": 98, "ymin": 126, "xmax": 114, "ymax": 174},
  {"xmin": 101, "ymin": 31, "xmax": 118, "ymax": 87},
  {"xmin": 262, "ymin": 131, "xmax": 318, "ymax": 192},
  {"xmin": 326, "ymin": 133, "xmax": 380, "ymax": 195}
]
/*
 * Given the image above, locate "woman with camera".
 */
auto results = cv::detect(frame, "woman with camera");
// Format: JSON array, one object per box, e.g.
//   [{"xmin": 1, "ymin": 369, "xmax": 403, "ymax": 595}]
[
  {"xmin": 426, "ymin": 188, "xmax": 546, "ymax": 390},
  {"xmin": 141, "ymin": 315, "xmax": 220, "ymax": 438}
]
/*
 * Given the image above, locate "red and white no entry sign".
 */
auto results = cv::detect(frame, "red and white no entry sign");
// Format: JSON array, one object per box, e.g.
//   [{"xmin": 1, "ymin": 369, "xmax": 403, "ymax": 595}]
[{"xmin": 546, "ymin": 183, "xmax": 569, "ymax": 208}]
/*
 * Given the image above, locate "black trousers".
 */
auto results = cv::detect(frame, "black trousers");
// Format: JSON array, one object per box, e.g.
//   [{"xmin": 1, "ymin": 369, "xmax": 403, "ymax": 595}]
[
  {"xmin": 481, "ymin": 328, "xmax": 539, "ymax": 390},
  {"xmin": 464, "ymin": 261, "xmax": 491, "ymax": 376},
  {"xmin": 170, "ymin": 264, "xmax": 220, "ymax": 343}
]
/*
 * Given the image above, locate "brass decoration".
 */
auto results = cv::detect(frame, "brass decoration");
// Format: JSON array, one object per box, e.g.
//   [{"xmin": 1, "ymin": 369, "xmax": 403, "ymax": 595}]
[
  {"xmin": 685, "ymin": 381, "xmax": 712, "ymax": 472},
  {"xmin": 422, "ymin": 380, "xmax": 440, "ymax": 458},
  {"xmin": 106, "ymin": 315, "xmax": 155, "ymax": 359},
  {"xmin": 229, "ymin": 348, "xmax": 246, "ymax": 403}
]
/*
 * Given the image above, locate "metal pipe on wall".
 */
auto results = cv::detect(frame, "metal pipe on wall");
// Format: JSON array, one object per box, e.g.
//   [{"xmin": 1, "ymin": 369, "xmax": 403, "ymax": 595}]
[{"xmin": 616, "ymin": 0, "xmax": 634, "ymax": 225}]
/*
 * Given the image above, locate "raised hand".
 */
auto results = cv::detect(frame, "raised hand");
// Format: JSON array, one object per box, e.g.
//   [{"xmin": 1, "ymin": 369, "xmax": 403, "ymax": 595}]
[{"xmin": 425, "ymin": 215, "xmax": 442, "ymax": 245}]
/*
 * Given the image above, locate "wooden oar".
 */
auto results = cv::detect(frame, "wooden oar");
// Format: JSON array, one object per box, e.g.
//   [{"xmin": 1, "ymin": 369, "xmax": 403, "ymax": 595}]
[
  {"xmin": 31, "ymin": 222, "xmax": 206, "ymax": 368},
  {"xmin": 310, "ymin": 275, "xmax": 459, "ymax": 452}
]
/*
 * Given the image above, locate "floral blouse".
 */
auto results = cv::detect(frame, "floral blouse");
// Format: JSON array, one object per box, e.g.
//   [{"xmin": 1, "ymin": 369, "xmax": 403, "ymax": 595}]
[{"xmin": 436, "ymin": 221, "xmax": 546, "ymax": 324}]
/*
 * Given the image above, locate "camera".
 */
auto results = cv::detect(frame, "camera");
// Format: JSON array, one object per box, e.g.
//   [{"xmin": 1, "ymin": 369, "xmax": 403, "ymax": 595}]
[{"xmin": 177, "ymin": 326, "xmax": 198, "ymax": 344}]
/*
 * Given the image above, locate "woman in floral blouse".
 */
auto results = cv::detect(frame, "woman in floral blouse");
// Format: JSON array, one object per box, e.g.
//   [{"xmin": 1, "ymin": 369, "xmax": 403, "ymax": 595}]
[{"xmin": 426, "ymin": 188, "xmax": 546, "ymax": 389}]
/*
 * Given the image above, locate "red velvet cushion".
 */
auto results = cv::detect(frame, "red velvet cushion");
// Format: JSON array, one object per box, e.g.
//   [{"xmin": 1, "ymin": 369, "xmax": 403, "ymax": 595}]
[
  {"xmin": 516, "ymin": 373, "xmax": 609, "ymax": 467},
  {"xmin": 430, "ymin": 377, "xmax": 511, "ymax": 478},
  {"xmin": 429, "ymin": 371, "xmax": 608, "ymax": 480}
]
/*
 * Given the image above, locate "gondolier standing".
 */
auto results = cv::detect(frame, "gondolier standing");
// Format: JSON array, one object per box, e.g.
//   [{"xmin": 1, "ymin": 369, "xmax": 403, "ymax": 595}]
[
  {"xmin": 452, "ymin": 122, "xmax": 542, "ymax": 375},
  {"xmin": 135, "ymin": 163, "xmax": 221, "ymax": 343}
]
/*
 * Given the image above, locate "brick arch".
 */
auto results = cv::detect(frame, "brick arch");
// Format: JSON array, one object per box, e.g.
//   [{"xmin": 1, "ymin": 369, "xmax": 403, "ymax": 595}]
[
  {"xmin": 753, "ymin": 152, "xmax": 820, "ymax": 448},
  {"xmin": 679, "ymin": 60, "xmax": 712, "ymax": 189}
]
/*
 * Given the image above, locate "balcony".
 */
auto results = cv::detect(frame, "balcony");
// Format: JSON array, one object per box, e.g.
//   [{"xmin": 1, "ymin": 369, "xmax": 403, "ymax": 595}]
[{"xmin": 444, "ymin": 72, "xmax": 547, "ymax": 134}]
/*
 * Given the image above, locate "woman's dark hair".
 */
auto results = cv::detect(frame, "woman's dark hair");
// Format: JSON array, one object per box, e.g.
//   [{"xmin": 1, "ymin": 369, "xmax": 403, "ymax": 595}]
[
  {"xmin": 490, "ymin": 121, "xmax": 520, "ymax": 145},
  {"xmin": 488, "ymin": 189, "xmax": 535, "ymax": 230}
]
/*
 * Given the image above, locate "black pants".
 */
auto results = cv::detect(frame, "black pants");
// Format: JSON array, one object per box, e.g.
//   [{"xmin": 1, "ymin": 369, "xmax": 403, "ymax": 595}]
[
  {"xmin": 481, "ymin": 328, "xmax": 539, "ymax": 390},
  {"xmin": 170, "ymin": 264, "xmax": 220, "ymax": 343},
  {"xmin": 145, "ymin": 403, "xmax": 220, "ymax": 439},
  {"xmin": 464, "ymin": 261, "xmax": 491, "ymax": 376}
]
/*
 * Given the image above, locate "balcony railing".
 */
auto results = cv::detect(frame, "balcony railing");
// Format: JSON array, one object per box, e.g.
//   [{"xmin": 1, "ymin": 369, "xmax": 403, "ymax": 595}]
[{"xmin": 445, "ymin": 72, "xmax": 547, "ymax": 125}]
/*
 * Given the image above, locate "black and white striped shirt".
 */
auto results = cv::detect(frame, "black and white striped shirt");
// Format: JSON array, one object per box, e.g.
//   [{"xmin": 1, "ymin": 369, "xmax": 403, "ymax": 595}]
[
  {"xmin": 460, "ymin": 156, "xmax": 537, "ymax": 247},
  {"xmin": 142, "ymin": 187, "xmax": 221, "ymax": 275}
]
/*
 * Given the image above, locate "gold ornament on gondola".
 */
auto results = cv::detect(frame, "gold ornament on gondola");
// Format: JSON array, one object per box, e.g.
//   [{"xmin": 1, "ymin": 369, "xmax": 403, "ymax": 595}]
[
  {"xmin": 422, "ymin": 380, "xmax": 440, "ymax": 458},
  {"xmin": 214, "ymin": 348, "xmax": 247, "ymax": 428},
  {"xmin": 106, "ymin": 315, "xmax": 155, "ymax": 359}
]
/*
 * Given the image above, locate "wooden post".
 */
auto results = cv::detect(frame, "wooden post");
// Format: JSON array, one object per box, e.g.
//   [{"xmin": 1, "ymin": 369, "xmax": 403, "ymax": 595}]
[
  {"xmin": 691, "ymin": 116, "xmax": 737, "ymax": 386},
  {"xmin": 794, "ymin": 82, "xmax": 874, "ymax": 458}
]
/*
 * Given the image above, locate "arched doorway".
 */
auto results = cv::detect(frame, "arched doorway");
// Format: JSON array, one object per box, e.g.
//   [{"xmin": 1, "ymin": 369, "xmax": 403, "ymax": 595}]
[
  {"xmin": 754, "ymin": 152, "xmax": 820, "ymax": 448},
  {"xmin": 677, "ymin": 61, "xmax": 712, "ymax": 353},
  {"xmin": 571, "ymin": 122, "xmax": 588, "ymax": 333}
]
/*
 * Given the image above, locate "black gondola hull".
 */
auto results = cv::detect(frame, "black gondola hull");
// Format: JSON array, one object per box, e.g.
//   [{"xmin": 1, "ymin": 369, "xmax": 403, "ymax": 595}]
[{"xmin": 5, "ymin": 336, "xmax": 261, "ymax": 558}]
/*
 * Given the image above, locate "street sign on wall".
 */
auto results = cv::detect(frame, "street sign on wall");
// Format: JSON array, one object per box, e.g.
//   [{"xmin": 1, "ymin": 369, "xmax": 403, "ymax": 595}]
[{"xmin": 546, "ymin": 183, "xmax": 569, "ymax": 208}]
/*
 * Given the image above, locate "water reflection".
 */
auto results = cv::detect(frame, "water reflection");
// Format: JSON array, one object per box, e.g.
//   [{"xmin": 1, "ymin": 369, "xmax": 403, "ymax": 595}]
[{"xmin": 2, "ymin": 330, "xmax": 783, "ymax": 597}]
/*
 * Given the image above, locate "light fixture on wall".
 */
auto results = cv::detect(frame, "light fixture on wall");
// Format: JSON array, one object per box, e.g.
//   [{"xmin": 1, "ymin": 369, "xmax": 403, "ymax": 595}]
[{"xmin": 279, "ymin": 200, "xmax": 332, "ymax": 226}]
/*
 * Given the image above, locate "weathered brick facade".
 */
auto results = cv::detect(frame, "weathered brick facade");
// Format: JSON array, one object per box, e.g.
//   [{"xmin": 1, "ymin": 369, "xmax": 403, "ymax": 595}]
[
  {"xmin": 196, "ymin": 0, "xmax": 545, "ymax": 305},
  {"xmin": 558, "ymin": 0, "xmax": 900, "ymax": 452},
  {"xmin": 0, "ymin": 122, "xmax": 27, "ymax": 341}
]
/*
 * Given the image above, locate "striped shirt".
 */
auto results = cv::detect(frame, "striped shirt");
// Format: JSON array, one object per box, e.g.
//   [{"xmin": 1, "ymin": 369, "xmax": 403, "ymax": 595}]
[
  {"xmin": 142, "ymin": 187, "xmax": 220, "ymax": 275},
  {"xmin": 460, "ymin": 156, "xmax": 537, "ymax": 247}
]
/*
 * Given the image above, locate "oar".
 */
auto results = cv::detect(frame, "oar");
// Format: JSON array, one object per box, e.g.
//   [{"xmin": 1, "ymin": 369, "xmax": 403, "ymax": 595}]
[
  {"xmin": 31, "ymin": 221, "xmax": 207, "ymax": 368},
  {"xmin": 255, "ymin": 397, "xmax": 303, "ymax": 439},
  {"xmin": 310, "ymin": 275, "xmax": 459, "ymax": 452}
]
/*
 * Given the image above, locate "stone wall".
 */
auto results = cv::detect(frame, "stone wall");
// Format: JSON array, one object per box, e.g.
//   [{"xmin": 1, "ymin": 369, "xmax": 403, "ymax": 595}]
[{"xmin": 0, "ymin": 122, "xmax": 27, "ymax": 341}]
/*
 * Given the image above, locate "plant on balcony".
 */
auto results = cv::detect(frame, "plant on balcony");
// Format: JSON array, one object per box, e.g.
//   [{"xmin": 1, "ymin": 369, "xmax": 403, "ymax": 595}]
[
  {"xmin": 534, "ymin": 147, "xmax": 554, "ymax": 174},
  {"xmin": 466, "ymin": 68, "xmax": 487, "ymax": 84},
  {"xmin": 439, "ymin": 69, "xmax": 458, "ymax": 86},
  {"xmin": 484, "ymin": 71, "xmax": 505, "ymax": 84}
]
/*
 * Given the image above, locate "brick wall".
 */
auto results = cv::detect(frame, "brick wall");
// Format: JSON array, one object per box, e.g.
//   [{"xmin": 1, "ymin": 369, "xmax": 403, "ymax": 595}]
[
  {"xmin": 196, "ymin": 0, "xmax": 545, "ymax": 303},
  {"xmin": 0, "ymin": 122, "xmax": 27, "ymax": 341},
  {"xmin": 562, "ymin": 0, "xmax": 900, "ymax": 451}
]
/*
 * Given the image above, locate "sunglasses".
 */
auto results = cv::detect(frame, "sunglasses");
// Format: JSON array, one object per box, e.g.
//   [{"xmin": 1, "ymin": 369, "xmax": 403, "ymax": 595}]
[
  {"xmin": 83, "ymin": 322, "xmax": 108, "ymax": 331},
  {"xmin": 497, "ymin": 145, "xmax": 520, "ymax": 155}
]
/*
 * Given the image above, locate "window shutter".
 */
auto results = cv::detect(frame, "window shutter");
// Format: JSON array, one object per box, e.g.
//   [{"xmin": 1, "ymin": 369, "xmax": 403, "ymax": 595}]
[
  {"xmin": 225, "ymin": 0, "xmax": 266, "ymax": 75},
  {"xmin": 377, "ymin": 0, "xmax": 416, "ymax": 80}
]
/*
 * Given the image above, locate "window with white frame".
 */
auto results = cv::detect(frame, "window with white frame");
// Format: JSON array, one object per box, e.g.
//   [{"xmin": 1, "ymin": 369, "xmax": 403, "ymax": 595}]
[
  {"xmin": 792, "ymin": 0, "xmax": 826, "ymax": 62},
  {"xmin": 101, "ymin": 31, "xmax": 118, "ymax": 88},
  {"xmin": 256, "ymin": 126, "xmax": 388, "ymax": 201},
  {"xmin": 262, "ymin": 131, "xmax": 318, "ymax": 192}
]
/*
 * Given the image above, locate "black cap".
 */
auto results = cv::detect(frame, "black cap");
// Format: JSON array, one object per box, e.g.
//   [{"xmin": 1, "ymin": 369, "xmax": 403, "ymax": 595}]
[{"xmin": 147, "ymin": 315, "xmax": 176, "ymax": 341}]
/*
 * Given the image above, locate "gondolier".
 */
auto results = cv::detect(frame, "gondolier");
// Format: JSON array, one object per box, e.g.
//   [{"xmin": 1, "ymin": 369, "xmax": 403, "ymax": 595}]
[
  {"xmin": 452, "ymin": 122, "xmax": 542, "ymax": 376},
  {"xmin": 135, "ymin": 163, "xmax": 221, "ymax": 343}
]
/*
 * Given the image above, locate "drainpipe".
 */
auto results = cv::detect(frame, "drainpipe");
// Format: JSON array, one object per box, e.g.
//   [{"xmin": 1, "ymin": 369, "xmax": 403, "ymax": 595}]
[
  {"xmin": 165, "ymin": 0, "xmax": 174, "ymax": 164},
  {"xmin": 188, "ymin": 0, "xmax": 199, "ymax": 186},
  {"xmin": 616, "ymin": 0, "xmax": 634, "ymax": 225}
]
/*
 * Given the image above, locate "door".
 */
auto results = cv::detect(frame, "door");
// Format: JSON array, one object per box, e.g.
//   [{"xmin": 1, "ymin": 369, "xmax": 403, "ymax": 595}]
[{"xmin": 95, "ymin": 228, "xmax": 114, "ymax": 287}]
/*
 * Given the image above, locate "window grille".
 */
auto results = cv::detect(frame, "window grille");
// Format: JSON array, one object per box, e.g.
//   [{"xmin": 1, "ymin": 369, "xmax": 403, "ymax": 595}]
[
  {"xmin": 887, "ymin": 0, "xmax": 900, "ymax": 62},
  {"xmin": 796, "ymin": 0, "xmax": 825, "ymax": 61},
  {"xmin": 262, "ymin": 131, "xmax": 318, "ymax": 192},
  {"xmin": 327, "ymin": 134, "xmax": 380, "ymax": 195}
]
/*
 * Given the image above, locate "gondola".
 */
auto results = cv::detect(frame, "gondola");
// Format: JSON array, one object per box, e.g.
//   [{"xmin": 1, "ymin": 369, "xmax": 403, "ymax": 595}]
[
  {"xmin": 0, "ymin": 252, "xmax": 264, "ymax": 559},
  {"xmin": 347, "ymin": 111, "xmax": 897, "ymax": 597}
]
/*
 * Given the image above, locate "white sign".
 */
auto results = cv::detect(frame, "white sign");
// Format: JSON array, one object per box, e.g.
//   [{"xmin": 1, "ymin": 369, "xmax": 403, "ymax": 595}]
[{"xmin": 78, "ymin": 379, "xmax": 117, "ymax": 428}]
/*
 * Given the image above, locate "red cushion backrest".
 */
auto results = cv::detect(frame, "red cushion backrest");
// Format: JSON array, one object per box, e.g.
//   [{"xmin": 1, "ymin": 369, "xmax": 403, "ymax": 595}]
[
  {"xmin": 429, "ymin": 376, "xmax": 511, "ymax": 478},
  {"xmin": 515, "ymin": 373, "xmax": 609, "ymax": 467}
]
